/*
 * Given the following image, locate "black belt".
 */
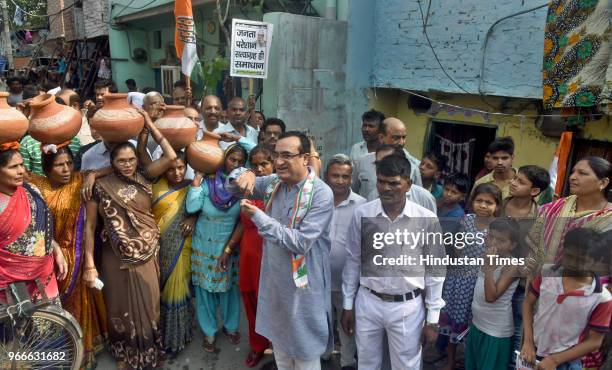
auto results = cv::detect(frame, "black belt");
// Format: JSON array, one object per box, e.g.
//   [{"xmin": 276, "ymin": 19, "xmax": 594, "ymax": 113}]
[{"xmin": 365, "ymin": 287, "xmax": 421, "ymax": 302}]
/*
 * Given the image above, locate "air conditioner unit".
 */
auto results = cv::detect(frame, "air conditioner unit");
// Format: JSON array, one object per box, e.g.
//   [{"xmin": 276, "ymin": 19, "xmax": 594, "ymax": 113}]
[{"xmin": 161, "ymin": 66, "xmax": 181, "ymax": 96}]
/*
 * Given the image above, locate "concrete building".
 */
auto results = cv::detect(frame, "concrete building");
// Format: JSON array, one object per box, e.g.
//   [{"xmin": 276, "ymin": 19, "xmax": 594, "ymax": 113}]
[
  {"xmin": 340, "ymin": 0, "xmax": 610, "ymax": 184},
  {"xmin": 106, "ymin": 0, "xmax": 609, "ymax": 185}
]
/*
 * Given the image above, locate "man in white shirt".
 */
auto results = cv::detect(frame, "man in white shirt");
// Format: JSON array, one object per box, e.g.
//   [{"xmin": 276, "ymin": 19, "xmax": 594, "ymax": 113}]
[
  {"xmin": 366, "ymin": 145, "xmax": 437, "ymax": 213},
  {"xmin": 349, "ymin": 109, "xmax": 385, "ymax": 161},
  {"xmin": 199, "ymin": 95, "xmax": 225, "ymax": 137},
  {"xmin": 214, "ymin": 97, "xmax": 258, "ymax": 151},
  {"xmin": 341, "ymin": 154, "xmax": 445, "ymax": 370},
  {"xmin": 352, "ymin": 117, "xmax": 422, "ymax": 198},
  {"xmin": 324, "ymin": 154, "xmax": 366, "ymax": 370}
]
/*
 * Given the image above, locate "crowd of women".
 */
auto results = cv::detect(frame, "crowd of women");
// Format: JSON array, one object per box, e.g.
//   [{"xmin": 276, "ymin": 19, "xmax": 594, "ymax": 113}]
[{"xmin": 0, "ymin": 96, "xmax": 610, "ymax": 370}]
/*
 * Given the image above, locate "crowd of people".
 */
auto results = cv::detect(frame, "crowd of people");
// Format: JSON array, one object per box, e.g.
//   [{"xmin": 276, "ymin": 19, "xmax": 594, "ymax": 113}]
[{"xmin": 0, "ymin": 78, "xmax": 610, "ymax": 370}]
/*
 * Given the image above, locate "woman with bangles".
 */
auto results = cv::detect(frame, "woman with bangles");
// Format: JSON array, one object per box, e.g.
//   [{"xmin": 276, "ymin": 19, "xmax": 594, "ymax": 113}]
[
  {"xmin": 82, "ymin": 111, "xmax": 177, "ymax": 369},
  {"xmin": 29, "ymin": 141, "xmax": 109, "ymax": 369}
]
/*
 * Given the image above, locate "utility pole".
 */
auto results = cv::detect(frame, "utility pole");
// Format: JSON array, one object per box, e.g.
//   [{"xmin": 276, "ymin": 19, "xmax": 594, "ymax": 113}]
[{"xmin": 0, "ymin": 0, "xmax": 13, "ymax": 69}]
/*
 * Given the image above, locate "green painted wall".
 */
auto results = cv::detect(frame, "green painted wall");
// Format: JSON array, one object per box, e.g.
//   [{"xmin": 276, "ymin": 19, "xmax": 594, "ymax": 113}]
[{"xmin": 109, "ymin": 1, "xmax": 223, "ymax": 94}]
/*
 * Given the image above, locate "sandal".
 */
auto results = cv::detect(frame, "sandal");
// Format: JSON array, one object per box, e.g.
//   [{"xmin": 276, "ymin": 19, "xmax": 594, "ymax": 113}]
[
  {"xmin": 202, "ymin": 338, "xmax": 216, "ymax": 353},
  {"xmin": 222, "ymin": 327, "xmax": 241, "ymax": 345},
  {"xmin": 245, "ymin": 350, "xmax": 264, "ymax": 368}
]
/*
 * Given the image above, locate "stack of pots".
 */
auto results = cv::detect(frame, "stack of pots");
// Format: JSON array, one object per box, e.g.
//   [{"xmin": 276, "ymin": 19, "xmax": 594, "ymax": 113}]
[
  {"xmin": 90, "ymin": 93, "xmax": 144, "ymax": 142},
  {"xmin": 154, "ymin": 105, "xmax": 198, "ymax": 150},
  {"xmin": 0, "ymin": 92, "xmax": 28, "ymax": 144}
]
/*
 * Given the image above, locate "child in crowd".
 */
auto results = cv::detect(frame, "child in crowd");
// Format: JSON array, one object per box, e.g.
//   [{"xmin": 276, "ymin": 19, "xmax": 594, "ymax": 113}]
[
  {"xmin": 438, "ymin": 173, "xmax": 470, "ymax": 218},
  {"xmin": 521, "ymin": 228, "xmax": 612, "ymax": 370},
  {"xmin": 501, "ymin": 164, "xmax": 550, "ymax": 368},
  {"xmin": 475, "ymin": 151, "xmax": 493, "ymax": 181},
  {"xmin": 419, "ymin": 152, "xmax": 446, "ymax": 201},
  {"xmin": 438, "ymin": 183, "xmax": 503, "ymax": 370},
  {"xmin": 502, "ymin": 165, "xmax": 550, "ymax": 219},
  {"xmin": 464, "ymin": 218, "xmax": 521, "ymax": 370},
  {"xmin": 223, "ymin": 145, "xmax": 274, "ymax": 367}
]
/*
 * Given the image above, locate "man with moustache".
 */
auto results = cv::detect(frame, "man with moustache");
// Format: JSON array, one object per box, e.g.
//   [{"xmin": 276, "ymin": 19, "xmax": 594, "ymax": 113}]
[
  {"xmin": 366, "ymin": 145, "xmax": 437, "ymax": 213},
  {"xmin": 341, "ymin": 154, "xmax": 445, "ymax": 370},
  {"xmin": 349, "ymin": 110, "xmax": 385, "ymax": 161},
  {"xmin": 324, "ymin": 154, "xmax": 365, "ymax": 370},
  {"xmin": 471, "ymin": 136, "xmax": 516, "ymax": 199},
  {"xmin": 262, "ymin": 118, "xmax": 286, "ymax": 148},
  {"xmin": 199, "ymin": 95, "xmax": 224, "ymax": 136},
  {"xmin": 231, "ymin": 131, "xmax": 332, "ymax": 370},
  {"xmin": 214, "ymin": 97, "xmax": 259, "ymax": 151},
  {"xmin": 352, "ymin": 117, "xmax": 422, "ymax": 199}
]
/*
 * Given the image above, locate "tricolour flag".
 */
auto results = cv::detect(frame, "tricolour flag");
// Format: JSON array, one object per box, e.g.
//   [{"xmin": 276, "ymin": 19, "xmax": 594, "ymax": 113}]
[
  {"xmin": 174, "ymin": 0, "xmax": 205, "ymax": 96},
  {"xmin": 549, "ymin": 131, "xmax": 573, "ymax": 197}
]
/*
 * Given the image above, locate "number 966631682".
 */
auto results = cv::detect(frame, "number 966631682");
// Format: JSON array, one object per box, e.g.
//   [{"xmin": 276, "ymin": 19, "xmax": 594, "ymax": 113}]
[{"xmin": 8, "ymin": 351, "xmax": 66, "ymax": 362}]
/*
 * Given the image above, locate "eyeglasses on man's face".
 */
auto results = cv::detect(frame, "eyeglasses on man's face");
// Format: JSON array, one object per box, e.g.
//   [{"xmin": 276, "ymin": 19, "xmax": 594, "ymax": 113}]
[{"xmin": 272, "ymin": 151, "xmax": 304, "ymax": 161}]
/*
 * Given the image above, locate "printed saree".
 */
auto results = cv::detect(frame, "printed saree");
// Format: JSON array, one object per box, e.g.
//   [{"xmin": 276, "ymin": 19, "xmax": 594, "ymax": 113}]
[
  {"xmin": 0, "ymin": 183, "xmax": 56, "ymax": 303},
  {"xmin": 527, "ymin": 195, "xmax": 612, "ymax": 265},
  {"xmin": 542, "ymin": 0, "xmax": 611, "ymax": 109},
  {"xmin": 152, "ymin": 178, "xmax": 193, "ymax": 355},
  {"xmin": 93, "ymin": 173, "xmax": 163, "ymax": 369},
  {"xmin": 30, "ymin": 173, "xmax": 108, "ymax": 369}
]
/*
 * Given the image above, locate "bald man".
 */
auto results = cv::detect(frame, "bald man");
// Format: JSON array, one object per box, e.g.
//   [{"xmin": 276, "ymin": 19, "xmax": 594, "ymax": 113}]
[
  {"xmin": 199, "ymin": 95, "xmax": 224, "ymax": 136},
  {"xmin": 352, "ymin": 117, "xmax": 422, "ymax": 198},
  {"xmin": 213, "ymin": 97, "xmax": 258, "ymax": 151}
]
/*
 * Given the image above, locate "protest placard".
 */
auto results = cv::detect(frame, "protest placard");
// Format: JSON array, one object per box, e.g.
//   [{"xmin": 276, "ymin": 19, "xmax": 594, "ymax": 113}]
[{"xmin": 230, "ymin": 18, "xmax": 273, "ymax": 79}]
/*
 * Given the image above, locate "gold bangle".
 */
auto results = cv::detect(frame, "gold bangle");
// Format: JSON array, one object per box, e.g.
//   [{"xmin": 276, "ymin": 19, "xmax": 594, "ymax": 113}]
[{"xmin": 224, "ymin": 246, "xmax": 233, "ymax": 254}]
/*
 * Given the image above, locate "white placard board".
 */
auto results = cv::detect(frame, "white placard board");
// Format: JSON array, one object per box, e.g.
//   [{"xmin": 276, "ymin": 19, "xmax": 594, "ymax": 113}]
[{"xmin": 230, "ymin": 18, "xmax": 273, "ymax": 79}]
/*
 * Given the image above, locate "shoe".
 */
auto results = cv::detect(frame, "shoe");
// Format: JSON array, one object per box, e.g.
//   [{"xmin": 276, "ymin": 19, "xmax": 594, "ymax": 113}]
[
  {"xmin": 245, "ymin": 350, "xmax": 264, "ymax": 368},
  {"xmin": 341, "ymin": 367, "xmax": 356, "ymax": 370},
  {"xmin": 222, "ymin": 327, "xmax": 241, "ymax": 345},
  {"xmin": 202, "ymin": 337, "xmax": 216, "ymax": 353}
]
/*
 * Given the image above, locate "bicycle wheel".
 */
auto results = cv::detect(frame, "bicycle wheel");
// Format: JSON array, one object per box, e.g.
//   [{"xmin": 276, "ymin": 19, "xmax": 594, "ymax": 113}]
[{"xmin": 0, "ymin": 305, "xmax": 84, "ymax": 370}]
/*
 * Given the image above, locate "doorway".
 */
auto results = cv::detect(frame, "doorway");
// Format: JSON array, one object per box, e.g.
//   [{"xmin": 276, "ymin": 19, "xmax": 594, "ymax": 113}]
[{"xmin": 426, "ymin": 120, "xmax": 498, "ymax": 182}]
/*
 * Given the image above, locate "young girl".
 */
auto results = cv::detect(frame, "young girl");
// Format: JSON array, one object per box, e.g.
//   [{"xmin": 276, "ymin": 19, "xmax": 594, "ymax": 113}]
[
  {"xmin": 220, "ymin": 145, "xmax": 274, "ymax": 367},
  {"xmin": 438, "ymin": 183, "xmax": 503, "ymax": 370},
  {"xmin": 465, "ymin": 218, "xmax": 520, "ymax": 370}
]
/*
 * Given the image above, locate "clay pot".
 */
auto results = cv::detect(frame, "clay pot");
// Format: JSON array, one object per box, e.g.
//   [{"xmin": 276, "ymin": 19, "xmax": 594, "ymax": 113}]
[
  {"xmin": 0, "ymin": 92, "xmax": 28, "ymax": 144},
  {"xmin": 90, "ymin": 93, "xmax": 144, "ymax": 142},
  {"xmin": 28, "ymin": 94, "xmax": 82, "ymax": 144},
  {"xmin": 154, "ymin": 105, "xmax": 198, "ymax": 150},
  {"xmin": 186, "ymin": 131, "xmax": 224, "ymax": 174}
]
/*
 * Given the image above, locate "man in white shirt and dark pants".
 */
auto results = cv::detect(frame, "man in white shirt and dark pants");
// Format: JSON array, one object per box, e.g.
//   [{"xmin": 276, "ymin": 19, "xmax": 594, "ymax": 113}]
[
  {"xmin": 214, "ymin": 97, "xmax": 259, "ymax": 151},
  {"xmin": 341, "ymin": 154, "xmax": 445, "ymax": 370},
  {"xmin": 324, "ymin": 154, "xmax": 366, "ymax": 370}
]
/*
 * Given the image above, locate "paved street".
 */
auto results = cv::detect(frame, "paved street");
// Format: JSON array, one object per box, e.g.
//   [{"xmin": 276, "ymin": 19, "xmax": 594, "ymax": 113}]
[{"xmin": 96, "ymin": 303, "xmax": 447, "ymax": 369}]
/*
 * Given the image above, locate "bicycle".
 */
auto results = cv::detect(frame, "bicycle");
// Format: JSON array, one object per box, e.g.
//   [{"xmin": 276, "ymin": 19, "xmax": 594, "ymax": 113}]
[{"xmin": 0, "ymin": 279, "xmax": 84, "ymax": 369}]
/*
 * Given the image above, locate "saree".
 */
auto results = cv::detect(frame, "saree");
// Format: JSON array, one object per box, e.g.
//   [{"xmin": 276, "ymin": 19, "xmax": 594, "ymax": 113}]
[
  {"xmin": 30, "ymin": 173, "xmax": 108, "ymax": 369},
  {"xmin": 93, "ymin": 173, "xmax": 163, "ymax": 369},
  {"xmin": 152, "ymin": 178, "xmax": 193, "ymax": 355},
  {"xmin": 0, "ymin": 184, "xmax": 56, "ymax": 303},
  {"xmin": 527, "ymin": 195, "xmax": 612, "ymax": 265}
]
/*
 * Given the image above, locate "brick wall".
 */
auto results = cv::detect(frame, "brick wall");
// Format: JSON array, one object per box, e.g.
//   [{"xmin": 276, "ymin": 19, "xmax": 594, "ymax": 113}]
[
  {"xmin": 371, "ymin": 0, "xmax": 547, "ymax": 99},
  {"xmin": 47, "ymin": 0, "xmax": 65, "ymax": 40},
  {"xmin": 83, "ymin": 0, "xmax": 109, "ymax": 38}
]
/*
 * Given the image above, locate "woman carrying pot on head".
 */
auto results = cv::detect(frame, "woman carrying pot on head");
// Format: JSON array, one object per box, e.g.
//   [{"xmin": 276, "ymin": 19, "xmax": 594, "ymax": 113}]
[
  {"xmin": 0, "ymin": 142, "xmax": 67, "ymax": 304},
  {"xmin": 186, "ymin": 143, "xmax": 248, "ymax": 353},
  {"xmin": 82, "ymin": 110, "xmax": 177, "ymax": 369}
]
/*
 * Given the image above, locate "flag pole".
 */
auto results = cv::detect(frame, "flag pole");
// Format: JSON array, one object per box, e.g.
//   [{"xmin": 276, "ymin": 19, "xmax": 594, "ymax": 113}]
[{"xmin": 185, "ymin": 74, "xmax": 192, "ymax": 106}]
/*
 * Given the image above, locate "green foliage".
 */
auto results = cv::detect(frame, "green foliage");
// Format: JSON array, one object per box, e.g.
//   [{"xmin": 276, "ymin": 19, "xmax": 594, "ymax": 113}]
[
  {"xmin": 202, "ymin": 55, "xmax": 229, "ymax": 94},
  {"xmin": 7, "ymin": 0, "xmax": 47, "ymax": 30}
]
